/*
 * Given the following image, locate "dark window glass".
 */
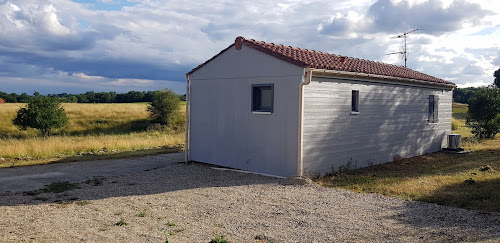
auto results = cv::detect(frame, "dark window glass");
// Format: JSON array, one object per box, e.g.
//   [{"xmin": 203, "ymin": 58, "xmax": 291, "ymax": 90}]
[
  {"xmin": 252, "ymin": 84, "xmax": 274, "ymax": 113},
  {"xmin": 428, "ymin": 95, "xmax": 439, "ymax": 123},
  {"xmin": 352, "ymin": 90, "xmax": 359, "ymax": 112}
]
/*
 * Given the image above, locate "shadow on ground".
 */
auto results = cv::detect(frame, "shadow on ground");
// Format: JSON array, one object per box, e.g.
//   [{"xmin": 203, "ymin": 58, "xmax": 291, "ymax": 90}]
[
  {"xmin": 0, "ymin": 162, "xmax": 285, "ymax": 207},
  {"xmin": 419, "ymin": 178, "xmax": 500, "ymax": 212},
  {"xmin": 388, "ymin": 197, "xmax": 500, "ymax": 242}
]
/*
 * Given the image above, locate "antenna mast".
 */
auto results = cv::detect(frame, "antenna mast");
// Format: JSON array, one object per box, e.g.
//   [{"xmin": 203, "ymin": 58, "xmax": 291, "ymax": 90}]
[{"xmin": 387, "ymin": 29, "xmax": 418, "ymax": 67}]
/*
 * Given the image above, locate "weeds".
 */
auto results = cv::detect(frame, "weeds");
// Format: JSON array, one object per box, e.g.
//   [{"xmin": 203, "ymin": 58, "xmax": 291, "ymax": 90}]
[
  {"xmin": 210, "ymin": 235, "xmax": 228, "ymax": 243},
  {"xmin": 114, "ymin": 219, "xmax": 127, "ymax": 226},
  {"xmin": 255, "ymin": 234, "xmax": 276, "ymax": 243},
  {"xmin": 137, "ymin": 210, "xmax": 147, "ymax": 217},
  {"xmin": 75, "ymin": 201, "xmax": 91, "ymax": 206},
  {"xmin": 41, "ymin": 181, "xmax": 79, "ymax": 193}
]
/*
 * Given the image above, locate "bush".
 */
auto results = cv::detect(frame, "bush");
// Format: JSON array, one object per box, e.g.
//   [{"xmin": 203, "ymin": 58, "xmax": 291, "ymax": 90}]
[
  {"xmin": 466, "ymin": 88, "xmax": 500, "ymax": 138},
  {"xmin": 147, "ymin": 90, "xmax": 180, "ymax": 126},
  {"xmin": 13, "ymin": 96, "xmax": 68, "ymax": 136},
  {"xmin": 451, "ymin": 117, "xmax": 459, "ymax": 130}
]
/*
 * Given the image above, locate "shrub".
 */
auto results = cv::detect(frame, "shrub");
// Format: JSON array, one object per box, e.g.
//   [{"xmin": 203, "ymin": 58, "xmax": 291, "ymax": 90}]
[
  {"xmin": 147, "ymin": 90, "xmax": 180, "ymax": 126},
  {"xmin": 209, "ymin": 235, "xmax": 228, "ymax": 243},
  {"xmin": 451, "ymin": 117, "xmax": 459, "ymax": 130},
  {"xmin": 13, "ymin": 96, "xmax": 68, "ymax": 137},
  {"xmin": 466, "ymin": 88, "xmax": 500, "ymax": 138}
]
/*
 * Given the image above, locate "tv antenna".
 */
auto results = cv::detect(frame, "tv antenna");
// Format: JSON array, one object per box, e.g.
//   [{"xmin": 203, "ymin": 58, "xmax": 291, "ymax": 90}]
[{"xmin": 387, "ymin": 29, "xmax": 418, "ymax": 67}]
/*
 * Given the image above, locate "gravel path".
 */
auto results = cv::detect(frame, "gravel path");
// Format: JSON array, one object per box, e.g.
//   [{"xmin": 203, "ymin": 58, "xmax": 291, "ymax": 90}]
[{"xmin": 0, "ymin": 159, "xmax": 499, "ymax": 242}]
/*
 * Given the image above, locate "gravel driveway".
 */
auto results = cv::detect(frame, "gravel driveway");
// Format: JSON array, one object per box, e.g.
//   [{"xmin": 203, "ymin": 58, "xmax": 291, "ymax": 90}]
[{"xmin": 0, "ymin": 155, "xmax": 499, "ymax": 242}]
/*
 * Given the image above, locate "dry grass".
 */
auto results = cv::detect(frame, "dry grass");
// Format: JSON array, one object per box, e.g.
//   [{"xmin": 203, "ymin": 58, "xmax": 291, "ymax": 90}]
[
  {"xmin": 317, "ymin": 102, "xmax": 500, "ymax": 212},
  {"xmin": 0, "ymin": 103, "xmax": 185, "ymax": 167},
  {"xmin": 0, "ymin": 103, "xmax": 161, "ymax": 137},
  {"xmin": 451, "ymin": 103, "xmax": 473, "ymax": 138}
]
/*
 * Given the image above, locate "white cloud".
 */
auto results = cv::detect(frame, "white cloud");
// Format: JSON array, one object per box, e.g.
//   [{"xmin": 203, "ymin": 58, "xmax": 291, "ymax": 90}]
[
  {"xmin": 0, "ymin": 0, "xmax": 499, "ymax": 94},
  {"xmin": 457, "ymin": 80, "xmax": 491, "ymax": 88},
  {"xmin": 109, "ymin": 78, "xmax": 153, "ymax": 86}
]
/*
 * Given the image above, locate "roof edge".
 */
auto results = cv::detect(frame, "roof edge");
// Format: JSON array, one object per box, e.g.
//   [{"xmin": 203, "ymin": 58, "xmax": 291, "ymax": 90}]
[
  {"xmin": 186, "ymin": 43, "xmax": 236, "ymax": 76},
  {"xmin": 310, "ymin": 69, "xmax": 456, "ymax": 89}
]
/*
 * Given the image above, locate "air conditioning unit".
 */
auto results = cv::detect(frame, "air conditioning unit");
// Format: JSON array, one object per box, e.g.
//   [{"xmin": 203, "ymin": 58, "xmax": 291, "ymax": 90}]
[{"xmin": 448, "ymin": 134, "xmax": 461, "ymax": 150}]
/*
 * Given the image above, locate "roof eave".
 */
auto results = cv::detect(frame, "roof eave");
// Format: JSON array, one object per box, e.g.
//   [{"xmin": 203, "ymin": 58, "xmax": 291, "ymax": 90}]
[{"xmin": 310, "ymin": 68, "xmax": 456, "ymax": 89}]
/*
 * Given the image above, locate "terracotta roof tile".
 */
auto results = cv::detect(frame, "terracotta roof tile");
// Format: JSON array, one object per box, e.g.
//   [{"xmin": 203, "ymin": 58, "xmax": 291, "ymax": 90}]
[{"xmin": 188, "ymin": 36, "xmax": 454, "ymax": 86}]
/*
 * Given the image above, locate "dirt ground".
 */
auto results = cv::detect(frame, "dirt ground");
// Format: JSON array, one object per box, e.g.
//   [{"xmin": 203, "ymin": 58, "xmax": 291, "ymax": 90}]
[{"xmin": 0, "ymin": 156, "xmax": 499, "ymax": 242}]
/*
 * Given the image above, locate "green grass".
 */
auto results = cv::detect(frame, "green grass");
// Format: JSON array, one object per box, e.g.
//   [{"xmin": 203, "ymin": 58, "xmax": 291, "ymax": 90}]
[
  {"xmin": 209, "ymin": 235, "xmax": 228, "ymax": 243},
  {"xmin": 317, "ymin": 103, "xmax": 500, "ymax": 212},
  {"xmin": 0, "ymin": 103, "xmax": 184, "ymax": 167},
  {"xmin": 114, "ymin": 219, "xmax": 127, "ymax": 226},
  {"xmin": 137, "ymin": 210, "xmax": 147, "ymax": 217}
]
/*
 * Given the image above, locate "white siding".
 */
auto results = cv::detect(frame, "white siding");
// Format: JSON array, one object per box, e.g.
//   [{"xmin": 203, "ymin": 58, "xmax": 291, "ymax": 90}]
[
  {"xmin": 302, "ymin": 77, "xmax": 453, "ymax": 176},
  {"xmin": 189, "ymin": 45, "xmax": 304, "ymax": 177}
]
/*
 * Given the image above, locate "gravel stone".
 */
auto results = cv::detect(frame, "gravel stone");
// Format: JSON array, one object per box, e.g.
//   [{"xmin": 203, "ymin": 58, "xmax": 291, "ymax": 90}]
[{"xmin": 0, "ymin": 160, "xmax": 499, "ymax": 242}]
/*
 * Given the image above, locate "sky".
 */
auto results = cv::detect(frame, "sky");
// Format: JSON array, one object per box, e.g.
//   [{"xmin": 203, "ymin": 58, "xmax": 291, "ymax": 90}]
[{"xmin": 0, "ymin": 0, "xmax": 499, "ymax": 95}]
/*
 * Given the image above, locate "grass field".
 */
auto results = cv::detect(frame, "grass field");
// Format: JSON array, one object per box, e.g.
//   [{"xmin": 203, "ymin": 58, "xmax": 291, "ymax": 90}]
[
  {"xmin": 318, "ymin": 103, "xmax": 500, "ymax": 212},
  {"xmin": 0, "ymin": 103, "xmax": 185, "ymax": 167}
]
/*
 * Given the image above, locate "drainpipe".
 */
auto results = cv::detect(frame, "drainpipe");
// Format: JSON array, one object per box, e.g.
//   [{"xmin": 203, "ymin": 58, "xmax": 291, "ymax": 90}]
[
  {"xmin": 298, "ymin": 68, "xmax": 312, "ymax": 176},
  {"xmin": 184, "ymin": 75, "xmax": 191, "ymax": 162}
]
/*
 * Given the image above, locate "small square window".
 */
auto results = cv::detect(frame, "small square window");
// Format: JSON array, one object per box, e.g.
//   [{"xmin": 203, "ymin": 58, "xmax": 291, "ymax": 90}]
[
  {"xmin": 351, "ymin": 90, "xmax": 359, "ymax": 113},
  {"xmin": 252, "ymin": 84, "xmax": 274, "ymax": 113}
]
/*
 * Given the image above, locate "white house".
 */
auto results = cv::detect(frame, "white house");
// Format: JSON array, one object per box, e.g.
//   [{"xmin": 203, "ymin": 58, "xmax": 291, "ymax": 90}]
[{"xmin": 185, "ymin": 36, "xmax": 455, "ymax": 178}]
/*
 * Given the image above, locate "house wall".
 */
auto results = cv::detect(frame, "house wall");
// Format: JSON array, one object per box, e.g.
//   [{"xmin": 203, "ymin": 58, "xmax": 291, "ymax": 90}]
[
  {"xmin": 302, "ymin": 76, "xmax": 453, "ymax": 176},
  {"xmin": 188, "ymin": 45, "xmax": 304, "ymax": 177}
]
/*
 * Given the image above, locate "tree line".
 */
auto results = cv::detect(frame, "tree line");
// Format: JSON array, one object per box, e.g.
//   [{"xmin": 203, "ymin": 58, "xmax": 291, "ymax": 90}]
[
  {"xmin": 12, "ymin": 90, "xmax": 183, "ymax": 137},
  {"xmin": 0, "ymin": 91, "xmax": 186, "ymax": 103}
]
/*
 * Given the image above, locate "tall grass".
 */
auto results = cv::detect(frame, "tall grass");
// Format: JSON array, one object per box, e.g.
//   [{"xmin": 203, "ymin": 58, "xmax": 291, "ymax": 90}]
[
  {"xmin": 0, "ymin": 103, "xmax": 164, "ymax": 137},
  {"xmin": 318, "ymin": 102, "xmax": 500, "ymax": 212},
  {"xmin": 0, "ymin": 132, "xmax": 184, "ymax": 158},
  {"xmin": 0, "ymin": 103, "xmax": 185, "ymax": 164}
]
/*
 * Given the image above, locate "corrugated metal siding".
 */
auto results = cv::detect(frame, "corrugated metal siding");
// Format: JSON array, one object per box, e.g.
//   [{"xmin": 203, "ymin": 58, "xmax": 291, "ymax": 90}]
[{"xmin": 302, "ymin": 77, "xmax": 452, "ymax": 176}]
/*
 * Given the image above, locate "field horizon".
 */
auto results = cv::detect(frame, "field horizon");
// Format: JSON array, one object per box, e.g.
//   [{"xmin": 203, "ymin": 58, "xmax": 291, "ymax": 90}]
[{"xmin": 0, "ymin": 103, "xmax": 185, "ymax": 167}]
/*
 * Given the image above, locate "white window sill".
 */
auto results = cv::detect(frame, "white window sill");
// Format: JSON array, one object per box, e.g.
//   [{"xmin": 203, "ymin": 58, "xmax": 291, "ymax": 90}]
[
  {"xmin": 350, "ymin": 111, "xmax": 359, "ymax": 115},
  {"xmin": 252, "ymin": 111, "xmax": 272, "ymax": 115},
  {"xmin": 427, "ymin": 120, "xmax": 439, "ymax": 125}
]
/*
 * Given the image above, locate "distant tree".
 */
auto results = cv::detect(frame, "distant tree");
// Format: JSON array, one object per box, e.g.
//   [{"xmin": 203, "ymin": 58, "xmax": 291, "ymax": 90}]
[
  {"xmin": 18, "ymin": 93, "xmax": 31, "ymax": 103},
  {"xmin": 147, "ymin": 89, "xmax": 180, "ymax": 125},
  {"xmin": 466, "ymin": 88, "xmax": 500, "ymax": 138},
  {"xmin": 494, "ymin": 68, "xmax": 500, "ymax": 88},
  {"xmin": 453, "ymin": 87, "xmax": 482, "ymax": 104},
  {"xmin": 0, "ymin": 91, "xmax": 16, "ymax": 103},
  {"xmin": 13, "ymin": 96, "xmax": 68, "ymax": 136}
]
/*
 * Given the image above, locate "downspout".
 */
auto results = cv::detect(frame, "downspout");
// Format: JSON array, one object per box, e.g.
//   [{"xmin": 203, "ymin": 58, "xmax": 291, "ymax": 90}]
[
  {"xmin": 184, "ymin": 75, "xmax": 191, "ymax": 162},
  {"xmin": 298, "ymin": 68, "xmax": 312, "ymax": 176}
]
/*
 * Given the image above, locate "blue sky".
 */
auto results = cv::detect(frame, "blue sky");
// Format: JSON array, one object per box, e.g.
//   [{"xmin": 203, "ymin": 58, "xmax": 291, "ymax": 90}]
[{"xmin": 0, "ymin": 0, "xmax": 499, "ymax": 95}]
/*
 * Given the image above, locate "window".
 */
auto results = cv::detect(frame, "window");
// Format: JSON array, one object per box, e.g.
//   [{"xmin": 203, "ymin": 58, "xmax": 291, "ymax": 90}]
[
  {"xmin": 351, "ymin": 90, "xmax": 359, "ymax": 114},
  {"xmin": 428, "ymin": 95, "xmax": 439, "ymax": 123},
  {"xmin": 252, "ymin": 84, "xmax": 274, "ymax": 113}
]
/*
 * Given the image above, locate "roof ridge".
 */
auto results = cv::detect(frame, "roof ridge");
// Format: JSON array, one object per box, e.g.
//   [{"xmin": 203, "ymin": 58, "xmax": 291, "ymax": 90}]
[{"xmin": 188, "ymin": 36, "xmax": 454, "ymax": 86}]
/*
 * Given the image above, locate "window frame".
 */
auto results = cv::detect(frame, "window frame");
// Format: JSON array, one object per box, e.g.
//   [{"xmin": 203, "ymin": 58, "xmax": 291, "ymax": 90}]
[
  {"xmin": 351, "ymin": 90, "xmax": 359, "ymax": 115},
  {"xmin": 428, "ymin": 95, "xmax": 439, "ymax": 123},
  {"xmin": 251, "ymin": 84, "xmax": 274, "ymax": 114}
]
